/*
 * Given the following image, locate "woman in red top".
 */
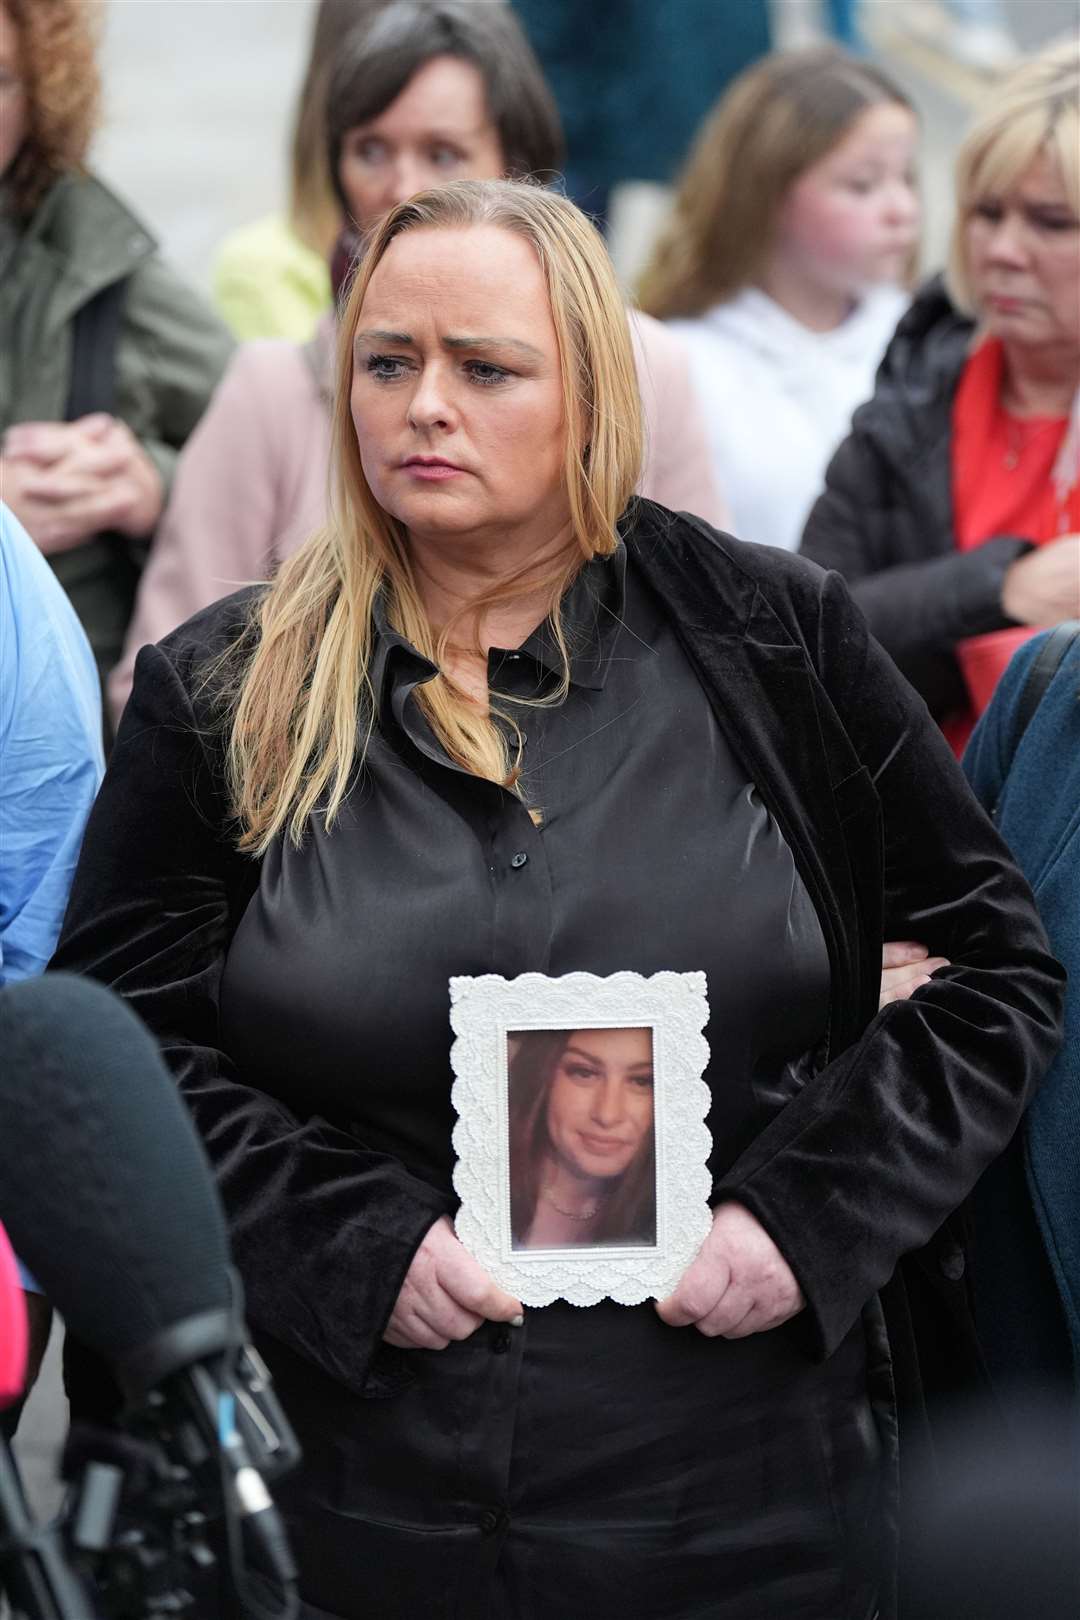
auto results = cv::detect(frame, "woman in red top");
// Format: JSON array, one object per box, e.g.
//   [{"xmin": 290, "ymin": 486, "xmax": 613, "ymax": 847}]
[{"xmin": 801, "ymin": 39, "xmax": 1079, "ymax": 751}]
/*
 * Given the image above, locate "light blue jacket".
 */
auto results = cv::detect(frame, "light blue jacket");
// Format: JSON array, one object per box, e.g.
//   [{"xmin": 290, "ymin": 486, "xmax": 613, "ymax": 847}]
[
  {"xmin": 1, "ymin": 504, "xmax": 104, "ymax": 1288},
  {"xmin": 964, "ymin": 629, "xmax": 1080, "ymax": 1365}
]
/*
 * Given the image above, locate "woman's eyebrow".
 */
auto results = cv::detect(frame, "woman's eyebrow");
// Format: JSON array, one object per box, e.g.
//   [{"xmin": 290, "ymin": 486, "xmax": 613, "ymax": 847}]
[
  {"xmin": 564, "ymin": 1044, "xmax": 603, "ymax": 1065},
  {"xmin": 356, "ymin": 328, "xmax": 414, "ymax": 347},
  {"xmin": 442, "ymin": 335, "xmax": 545, "ymax": 360}
]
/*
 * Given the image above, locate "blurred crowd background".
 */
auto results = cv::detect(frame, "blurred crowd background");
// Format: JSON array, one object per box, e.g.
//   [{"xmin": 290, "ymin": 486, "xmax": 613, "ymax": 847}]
[{"xmin": 94, "ymin": 0, "xmax": 1075, "ymax": 292}]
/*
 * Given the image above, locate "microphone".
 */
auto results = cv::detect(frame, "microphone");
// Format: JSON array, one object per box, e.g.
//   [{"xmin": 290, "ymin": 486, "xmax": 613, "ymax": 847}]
[
  {"xmin": 0, "ymin": 974, "xmax": 300, "ymax": 1619},
  {"xmin": 0, "ymin": 1222, "xmax": 27, "ymax": 1412}
]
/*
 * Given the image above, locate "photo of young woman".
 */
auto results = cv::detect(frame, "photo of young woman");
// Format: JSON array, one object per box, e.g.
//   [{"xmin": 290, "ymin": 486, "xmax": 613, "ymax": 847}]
[{"xmin": 507, "ymin": 1028, "xmax": 657, "ymax": 1250}]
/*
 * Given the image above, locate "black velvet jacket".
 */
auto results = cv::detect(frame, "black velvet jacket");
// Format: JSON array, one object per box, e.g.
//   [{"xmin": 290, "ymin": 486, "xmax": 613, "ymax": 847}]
[
  {"xmin": 800, "ymin": 277, "xmax": 1034, "ymax": 722},
  {"xmin": 53, "ymin": 501, "xmax": 1063, "ymax": 1612}
]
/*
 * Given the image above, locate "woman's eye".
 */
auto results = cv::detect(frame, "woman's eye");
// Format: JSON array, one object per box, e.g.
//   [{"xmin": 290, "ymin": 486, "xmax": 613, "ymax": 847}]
[
  {"xmin": 843, "ymin": 175, "xmax": 876, "ymax": 195},
  {"xmin": 365, "ymin": 354, "xmax": 408, "ymax": 381},
  {"xmin": 565, "ymin": 1064, "xmax": 599, "ymax": 1083},
  {"xmin": 1031, "ymin": 212, "xmax": 1078, "ymax": 233},
  {"xmin": 973, "ymin": 200, "xmax": 1002, "ymax": 223},
  {"xmin": 351, "ymin": 136, "xmax": 387, "ymax": 166},
  {"xmin": 430, "ymin": 145, "xmax": 465, "ymax": 169},
  {"xmin": 630, "ymin": 1074, "xmax": 655, "ymax": 1090},
  {"xmin": 466, "ymin": 361, "xmax": 511, "ymax": 386}
]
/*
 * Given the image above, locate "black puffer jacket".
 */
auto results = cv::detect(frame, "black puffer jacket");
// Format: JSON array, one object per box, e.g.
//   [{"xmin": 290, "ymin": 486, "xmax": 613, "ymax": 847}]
[{"xmin": 800, "ymin": 277, "xmax": 1032, "ymax": 721}]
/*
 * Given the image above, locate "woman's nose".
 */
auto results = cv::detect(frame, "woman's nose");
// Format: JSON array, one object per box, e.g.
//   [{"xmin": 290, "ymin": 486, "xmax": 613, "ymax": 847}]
[
  {"xmin": 591, "ymin": 1078, "xmax": 625, "ymax": 1127},
  {"xmin": 886, "ymin": 181, "xmax": 920, "ymax": 228},
  {"xmin": 386, "ymin": 153, "xmax": 426, "ymax": 209},
  {"xmin": 985, "ymin": 212, "xmax": 1030, "ymax": 266},
  {"xmin": 406, "ymin": 367, "xmax": 456, "ymax": 432}
]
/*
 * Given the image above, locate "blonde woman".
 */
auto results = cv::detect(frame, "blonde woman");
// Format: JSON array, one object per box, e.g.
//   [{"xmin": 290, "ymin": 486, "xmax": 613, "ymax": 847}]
[
  {"xmin": 638, "ymin": 46, "xmax": 919, "ymax": 553},
  {"xmin": 802, "ymin": 41, "xmax": 1079, "ymax": 754},
  {"xmin": 55, "ymin": 180, "xmax": 1062, "ymax": 1620}
]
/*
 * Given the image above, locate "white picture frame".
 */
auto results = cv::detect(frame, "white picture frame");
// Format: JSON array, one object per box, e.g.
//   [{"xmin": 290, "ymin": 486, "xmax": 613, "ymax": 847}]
[{"xmin": 450, "ymin": 970, "xmax": 713, "ymax": 1308}]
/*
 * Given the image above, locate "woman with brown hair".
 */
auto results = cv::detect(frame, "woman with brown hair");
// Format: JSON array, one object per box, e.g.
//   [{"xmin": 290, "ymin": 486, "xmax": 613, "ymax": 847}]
[
  {"xmin": 638, "ymin": 46, "xmax": 920, "ymax": 553},
  {"xmin": 508, "ymin": 1029, "xmax": 656, "ymax": 1249},
  {"xmin": 55, "ymin": 177, "xmax": 1061, "ymax": 1618},
  {"xmin": 0, "ymin": 0, "xmax": 232, "ymax": 694},
  {"xmin": 212, "ymin": 0, "xmax": 386, "ymax": 342}
]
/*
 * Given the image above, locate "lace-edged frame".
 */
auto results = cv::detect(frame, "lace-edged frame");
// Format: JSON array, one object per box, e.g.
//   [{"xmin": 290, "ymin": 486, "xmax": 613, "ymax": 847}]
[{"xmin": 450, "ymin": 971, "xmax": 712, "ymax": 1307}]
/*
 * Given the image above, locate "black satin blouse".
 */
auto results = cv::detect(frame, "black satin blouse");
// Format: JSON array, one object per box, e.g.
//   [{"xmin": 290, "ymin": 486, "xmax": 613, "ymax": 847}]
[
  {"xmin": 221, "ymin": 549, "xmax": 830, "ymax": 1191},
  {"xmin": 219, "ymin": 548, "xmax": 881, "ymax": 1620}
]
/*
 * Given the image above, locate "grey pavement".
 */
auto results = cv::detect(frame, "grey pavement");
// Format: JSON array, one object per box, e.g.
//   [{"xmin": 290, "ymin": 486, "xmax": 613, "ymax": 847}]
[{"xmin": 8, "ymin": 0, "xmax": 1078, "ymax": 1569}]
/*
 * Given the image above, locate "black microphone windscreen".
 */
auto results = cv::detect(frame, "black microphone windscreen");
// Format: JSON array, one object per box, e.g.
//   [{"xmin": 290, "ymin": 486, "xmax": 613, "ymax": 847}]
[{"xmin": 0, "ymin": 974, "xmax": 231, "ymax": 1361}]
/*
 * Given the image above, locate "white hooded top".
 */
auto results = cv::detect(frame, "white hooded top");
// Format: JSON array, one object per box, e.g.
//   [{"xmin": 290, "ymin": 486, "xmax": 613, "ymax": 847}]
[{"xmin": 669, "ymin": 284, "xmax": 910, "ymax": 552}]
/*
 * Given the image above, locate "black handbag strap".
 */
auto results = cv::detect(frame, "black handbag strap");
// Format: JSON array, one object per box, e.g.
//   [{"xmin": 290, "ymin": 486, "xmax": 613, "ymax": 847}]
[
  {"xmin": 65, "ymin": 276, "xmax": 129, "ymax": 421},
  {"xmin": 995, "ymin": 622, "xmax": 1080, "ymax": 810}
]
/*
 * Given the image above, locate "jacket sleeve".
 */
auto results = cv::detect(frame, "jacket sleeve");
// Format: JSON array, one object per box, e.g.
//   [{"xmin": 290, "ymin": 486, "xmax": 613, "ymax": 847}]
[
  {"xmin": 629, "ymin": 313, "xmax": 731, "ymax": 529},
  {"xmin": 799, "ymin": 427, "xmax": 1030, "ymax": 698},
  {"xmin": 117, "ymin": 254, "xmax": 235, "ymax": 498},
  {"xmin": 107, "ymin": 344, "xmax": 298, "ymax": 729},
  {"xmin": 53, "ymin": 638, "xmax": 453, "ymax": 1396},
  {"xmin": 959, "ymin": 635, "xmax": 1039, "ymax": 812},
  {"xmin": 713, "ymin": 567, "xmax": 1064, "ymax": 1358}
]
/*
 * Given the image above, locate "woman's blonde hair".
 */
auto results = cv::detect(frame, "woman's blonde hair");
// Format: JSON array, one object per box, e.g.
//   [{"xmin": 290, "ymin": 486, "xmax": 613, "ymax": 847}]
[
  {"xmin": 637, "ymin": 45, "xmax": 914, "ymax": 321},
  {"xmin": 222, "ymin": 178, "xmax": 643, "ymax": 854},
  {"xmin": 947, "ymin": 38, "xmax": 1080, "ymax": 314}
]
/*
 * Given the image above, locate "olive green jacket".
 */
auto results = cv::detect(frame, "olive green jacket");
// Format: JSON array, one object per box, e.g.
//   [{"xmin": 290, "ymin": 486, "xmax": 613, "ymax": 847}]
[{"xmin": 0, "ymin": 172, "xmax": 233, "ymax": 683}]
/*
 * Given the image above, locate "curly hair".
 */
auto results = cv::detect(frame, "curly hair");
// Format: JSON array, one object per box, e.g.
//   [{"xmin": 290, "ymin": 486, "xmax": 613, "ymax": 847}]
[{"xmin": 4, "ymin": 0, "xmax": 101, "ymax": 220}]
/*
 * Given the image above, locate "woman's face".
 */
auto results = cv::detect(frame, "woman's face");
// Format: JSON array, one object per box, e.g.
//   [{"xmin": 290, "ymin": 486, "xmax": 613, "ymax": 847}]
[
  {"xmin": 338, "ymin": 55, "xmax": 506, "ymax": 232},
  {"xmin": 773, "ymin": 102, "xmax": 920, "ymax": 294},
  {"xmin": 0, "ymin": 4, "xmax": 28, "ymax": 180},
  {"xmin": 351, "ymin": 223, "xmax": 571, "ymax": 552},
  {"xmin": 545, "ymin": 1029, "xmax": 654, "ymax": 1182},
  {"xmin": 964, "ymin": 146, "xmax": 1080, "ymax": 351}
]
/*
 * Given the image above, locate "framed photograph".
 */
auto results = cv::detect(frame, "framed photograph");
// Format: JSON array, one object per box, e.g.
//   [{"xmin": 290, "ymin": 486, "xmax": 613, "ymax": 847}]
[{"xmin": 450, "ymin": 971, "xmax": 712, "ymax": 1307}]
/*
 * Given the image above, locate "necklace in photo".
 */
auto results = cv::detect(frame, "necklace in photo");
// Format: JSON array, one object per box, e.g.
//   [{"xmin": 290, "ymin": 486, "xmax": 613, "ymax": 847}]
[{"xmin": 541, "ymin": 1181, "xmax": 608, "ymax": 1221}]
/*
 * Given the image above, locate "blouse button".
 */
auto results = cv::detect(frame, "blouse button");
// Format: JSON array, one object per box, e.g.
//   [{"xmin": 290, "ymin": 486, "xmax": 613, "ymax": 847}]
[
  {"xmin": 510, "ymin": 851, "xmax": 528, "ymax": 869},
  {"xmin": 938, "ymin": 1243, "xmax": 966, "ymax": 1282},
  {"xmin": 479, "ymin": 1509, "xmax": 504, "ymax": 1535}
]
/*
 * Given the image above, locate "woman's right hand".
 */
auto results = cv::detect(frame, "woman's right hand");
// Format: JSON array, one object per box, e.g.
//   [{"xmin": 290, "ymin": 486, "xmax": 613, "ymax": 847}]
[
  {"xmin": 384, "ymin": 1215, "xmax": 524, "ymax": 1350},
  {"xmin": 1000, "ymin": 534, "xmax": 1080, "ymax": 627}
]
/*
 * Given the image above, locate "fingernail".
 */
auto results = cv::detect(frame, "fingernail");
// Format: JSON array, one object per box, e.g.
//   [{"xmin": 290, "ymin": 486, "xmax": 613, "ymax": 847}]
[{"xmin": 510, "ymin": 1313, "xmax": 524, "ymax": 1329}]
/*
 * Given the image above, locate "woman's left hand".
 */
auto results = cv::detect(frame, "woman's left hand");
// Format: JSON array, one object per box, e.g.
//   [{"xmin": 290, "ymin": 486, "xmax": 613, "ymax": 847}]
[
  {"xmin": 880, "ymin": 940, "xmax": 949, "ymax": 1009},
  {"xmin": 655, "ymin": 1201, "xmax": 804, "ymax": 1339}
]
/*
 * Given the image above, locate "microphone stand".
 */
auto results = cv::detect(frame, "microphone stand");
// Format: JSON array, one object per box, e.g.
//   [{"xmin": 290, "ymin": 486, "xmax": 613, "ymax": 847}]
[{"xmin": 0, "ymin": 1433, "xmax": 99, "ymax": 1620}]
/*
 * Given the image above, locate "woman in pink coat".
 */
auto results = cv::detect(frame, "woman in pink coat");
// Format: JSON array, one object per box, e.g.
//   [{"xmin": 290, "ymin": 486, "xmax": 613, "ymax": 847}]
[{"xmin": 109, "ymin": 0, "xmax": 725, "ymax": 725}]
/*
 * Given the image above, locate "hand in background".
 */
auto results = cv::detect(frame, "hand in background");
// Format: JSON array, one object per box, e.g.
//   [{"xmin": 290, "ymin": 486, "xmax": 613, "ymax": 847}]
[
  {"xmin": 880, "ymin": 940, "xmax": 949, "ymax": 1009},
  {"xmin": 385, "ymin": 1215, "xmax": 523, "ymax": 1351},
  {"xmin": 1001, "ymin": 535, "xmax": 1080, "ymax": 627},
  {"xmin": 656, "ymin": 1201, "xmax": 804, "ymax": 1340},
  {"xmin": 2, "ymin": 413, "xmax": 164, "ymax": 553}
]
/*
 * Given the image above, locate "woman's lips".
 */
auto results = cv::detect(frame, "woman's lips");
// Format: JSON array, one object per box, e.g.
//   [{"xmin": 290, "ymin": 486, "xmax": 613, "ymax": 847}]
[
  {"xmin": 401, "ymin": 458, "xmax": 467, "ymax": 480},
  {"xmin": 577, "ymin": 1131, "xmax": 632, "ymax": 1157}
]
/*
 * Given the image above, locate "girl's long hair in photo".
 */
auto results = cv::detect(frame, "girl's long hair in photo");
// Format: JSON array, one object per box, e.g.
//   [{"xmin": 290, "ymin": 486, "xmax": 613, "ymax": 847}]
[
  {"xmin": 216, "ymin": 178, "xmax": 643, "ymax": 855},
  {"xmin": 637, "ymin": 44, "xmax": 916, "ymax": 321},
  {"xmin": 507, "ymin": 1032, "xmax": 657, "ymax": 1249}
]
